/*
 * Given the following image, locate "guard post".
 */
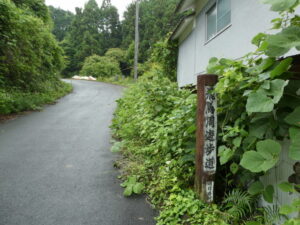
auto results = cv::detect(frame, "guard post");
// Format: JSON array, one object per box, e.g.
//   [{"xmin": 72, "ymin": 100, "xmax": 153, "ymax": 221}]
[{"xmin": 195, "ymin": 74, "xmax": 218, "ymax": 203}]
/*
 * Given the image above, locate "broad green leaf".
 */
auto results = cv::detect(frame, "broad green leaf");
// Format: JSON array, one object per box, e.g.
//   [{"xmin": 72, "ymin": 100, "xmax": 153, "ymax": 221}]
[
  {"xmin": 270, "ymin": 58, "xmax": 293, "ymax": 78},
  {"xmin": 280, "ymin": 205, "xmax": 298, "ymax": 215},
  {"xmin": 261, "ymin": 0, "xmax": 298, "ymax": 11},
  {"xmin": 247, "ymin": 58, "xmax": 275, "ymax": 75},
  {"xmin": 240, "ymin": 151, "xmax": 265, "ymax": 173},
  {"xmin": 252, "ymin": 33, "xmax": 267, "ymax": 46},
  {"xmin": 263, "ymin": 185, "xmax": 274, "ymax": 203},
  {"xmin": 133, "ymin": 183, "xmax": 144, "ymax": 194},
  {"xmin": 240, "ymin": 140, "xmax": 281, "ymax": 172},
  {"xmin": 278, "ymin": 182, "xmax": 295, "ymax": 192},
  {"xmin": 289, "ymin": 127, "xmax": 300, "ymax": 160},
  {"xmin": 283, "ymin": 219, "xmax": 300, "ymax": 225},
  {"xmin": 265, "ymin": 26, "xmax": 300, "ymax": 57},
  {"xmin": 233, "ymin": 137, "xmax": 242, "ymax": 148},
  {"xmin": 123, "ymin": 185, "xmax": 133, "ymax": 196},
  {"xmin": 246, "ymin": 90, "xmax": 274, "ymax": 113},
  {"xmin": 262, "ymin": 80, "xmax": 270, "ymax": 90},
  {"xmin": 111, "ymin": 141, "xmax": 124, "ymax": 153},
  {"xmin": 218, "ymin": 146, "xmax": 234, "ymax": 165},
  {"xmin": 249, "ymin": 119, "xmax": 269, "ymax": 139},
  {"xmin": 256, "ymin": 139, "xmax": 281, "ymax": 158},
  {"xmin": 248, "ymin": 181, "xmax": 264, "ymax": 195},
  {"xmin": 285, "ymin": 106, "xmax": 300, "ymax": 127},
  {"xmin": 264, "ymin": 79, "xmax": 289, "ymax": 104},
  {"xmin": 230, "ymin": 162, "xmax": 239, "ymax": 174},
  {"xmin": 128, "ymin": 176, "xmax": 137, "ymax": 184}
]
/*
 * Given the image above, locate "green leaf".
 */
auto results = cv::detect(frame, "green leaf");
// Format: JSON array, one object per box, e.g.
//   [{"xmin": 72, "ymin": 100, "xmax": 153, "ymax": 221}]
[
  {"xmin": 111, "ymin": 141, "xmax": 124, "ymax": 153},
  {"xmin": 240, "ymin": 140, "xmax": 281, "ymax": 172},
  {"xmin": 186, "ymin": 124, "xmax": 196, "ymax": 134},
  {"xmin": 133, "ymin": 183, "xmax": 144, "ymax": 194},
  {"xmin": 230, "ymin": 162, "xmax": 239, "ymax": 174},
  {"xmin": 265, "ymin": 79, "xmax": 289, "ymax": 104},
  {"xmin": 252, "ymin": 33, "xmax": 267, "ymax": 46},
  {"xmin": 155, "ymin": 105, "xmax": 163, "ymax": 112},
  {"xmin": 263, "ymin": 185, "xmax": 274, "ymax": 203},
  {"xmin": 248, "ymin": 181, "xmax": 264, "ymax": 195},
  {"xmin": 270, "ymin": 58, "xmax": 293, "ymax": 78},
  {"xmin": 218, "ymin": 146, "xmax": 234, "ymax": 165},
  {"xmin": 261, "ymin": 0, "xmax": 298, "ymax": 11},
  {"xmin": 233, "ymin": 137, "xmax": 242, "ymax": 148},
  {"xmin": 288, "ymin": 127, "xmax": 300, "ymax": 160},
  {"xmin": 240, "ymin": 151, "xmax": 266, "ymax": 173},
  {"xmin": 278, "ymin": 182, "xmax": 295, "ymax": 192},
  {"xmin": 280, "ymin": 205, "xmax": 297, "ymax": 215},
  {"xmin": 265, "ymin": 26, "xmax": 300, "ymax": 57},
  {"xmin": 262, "ymin": 80, "xmax": 270, "ymax": 89},
  {"xmin": 123, "ymin": 185, "xmax": 133, "ymax": 196},
  {"xmin": 127, "ymin": 176, "xmax": 137, "ymax": 184},
  {"xmin": 249, "ymin": 119, "xmax": 269, "ymax": 139},
  {"xmin": 285, "ymin": 106, "xmax": 300, "ymax": 127},
  {"xmin": 246, "ymin": 90, "xmax": 274, "ymax": 113}
]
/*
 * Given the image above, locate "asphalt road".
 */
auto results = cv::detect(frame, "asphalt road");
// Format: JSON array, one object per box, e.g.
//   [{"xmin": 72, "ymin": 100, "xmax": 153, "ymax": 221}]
[{"xmin": 0, "ymin": 80, "xmax": 156, "ymax": 225}]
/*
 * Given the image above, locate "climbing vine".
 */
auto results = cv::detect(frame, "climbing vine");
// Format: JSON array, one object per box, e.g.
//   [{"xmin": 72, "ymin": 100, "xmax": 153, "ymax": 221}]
[{"xmin": 207, "ymin": 0, "xmax": 300, "ymax": 223}]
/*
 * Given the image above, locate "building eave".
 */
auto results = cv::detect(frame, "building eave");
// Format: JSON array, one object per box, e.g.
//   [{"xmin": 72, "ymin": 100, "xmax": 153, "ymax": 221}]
[
  {"xmin": 176, "ymin": 0, "xmax": 196, "ymax": 13},
  {"xmin": 170, "ymin": 13, "xmax": 195, "ymax": 41}
]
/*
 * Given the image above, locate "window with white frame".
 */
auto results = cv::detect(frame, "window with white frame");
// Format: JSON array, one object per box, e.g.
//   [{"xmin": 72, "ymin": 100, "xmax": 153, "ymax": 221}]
[{"xmin": 206, "ymin": 0, "xmax": 231, "ymax": 41}]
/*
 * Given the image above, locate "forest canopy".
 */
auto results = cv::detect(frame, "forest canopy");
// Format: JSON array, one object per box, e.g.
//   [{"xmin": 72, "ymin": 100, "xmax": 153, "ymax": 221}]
[{"xmin": 48, "ymin": 0, "xmax": 180, "ymax": 77}]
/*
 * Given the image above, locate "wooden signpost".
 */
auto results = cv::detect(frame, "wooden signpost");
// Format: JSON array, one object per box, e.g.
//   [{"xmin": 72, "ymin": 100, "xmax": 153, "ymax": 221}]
[{"xmin": 195, "ymin": 74, "xmax": 218, "ymax": 203}]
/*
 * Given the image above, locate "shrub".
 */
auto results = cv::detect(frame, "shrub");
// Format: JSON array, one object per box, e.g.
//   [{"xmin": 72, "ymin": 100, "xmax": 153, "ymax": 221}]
[
  {"xmin": 80, "ymin": 54, "xmax": 121, "ymax": 78},
  {"xmin": 105, "ymin": 48, "xmax": 125, "ymax": 63},
  {"xmin": 0, "ymin": 81, "xmax": 72, "ymax": 115},
  {"xmin": 111, "ymin": 65, "xmax": 227, "ymax": 224},
  {"xmin": 0, "ymin": 0, "xmax": 64, "ymax": 91}
]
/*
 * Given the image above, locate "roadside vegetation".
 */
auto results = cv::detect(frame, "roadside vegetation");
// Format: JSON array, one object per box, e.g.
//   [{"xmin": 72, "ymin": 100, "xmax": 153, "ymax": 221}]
[
  {"xmin": 0, "ymin": 0, "xmax": 72, "ymax": 115},
  {"xmin": 111, "ymin": 0, "xmax": 300, "ymax": 224}
]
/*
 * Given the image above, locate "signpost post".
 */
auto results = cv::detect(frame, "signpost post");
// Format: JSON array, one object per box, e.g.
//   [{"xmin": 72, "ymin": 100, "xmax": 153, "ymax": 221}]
[{"xmin": 195, "ymin": 74, "xmax": 218, "ymax": 203}]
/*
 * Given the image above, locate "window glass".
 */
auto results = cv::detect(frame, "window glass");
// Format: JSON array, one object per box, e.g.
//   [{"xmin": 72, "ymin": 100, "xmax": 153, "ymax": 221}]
[
  {"xmin": 206, "ymin": 4, "xmax": 217, "ymax": 40},
  {"xmin": 217, "ymin": 0, "xmax": 231, "ymax": 31}
]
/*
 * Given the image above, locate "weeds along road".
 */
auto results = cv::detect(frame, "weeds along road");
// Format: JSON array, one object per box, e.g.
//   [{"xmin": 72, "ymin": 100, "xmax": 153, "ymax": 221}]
[{"xmin": 0, "ymin": 80, "xmax": 155, "ymax": 225}]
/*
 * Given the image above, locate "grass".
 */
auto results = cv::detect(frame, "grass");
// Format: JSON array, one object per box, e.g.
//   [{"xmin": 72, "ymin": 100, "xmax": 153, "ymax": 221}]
[{"xmin": 0, "ymin": 81, "xmax": 73, "ymax": 115}]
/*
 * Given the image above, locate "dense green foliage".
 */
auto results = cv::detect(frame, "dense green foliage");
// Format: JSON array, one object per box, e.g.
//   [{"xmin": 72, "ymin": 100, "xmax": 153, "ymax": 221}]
[
  {"xmin": 0, "ymin": 0, "xmax": 72, "ymax": 115},
  {"xmin": 61, "ymin": 0, "xmax": 121, "ymax": 76},
  {"xmin": 111, "ymin": 66, "xmax": 228, "ymax": 224},
  {"xmin": 205, "ymin": 1, "xmax": 300, "ymax": 223},
  {"xmin": 112, "ymin": 0, "xmax": 300, "ymax": 224},
  {"xmin": 0, "ymin": 81, "xmax": 72, "ymax": 115},
  {"xmin": 48, "ymin": 0, "xmax": 181, "ymax": 77},
  {"xmin": 121, "ymin": 0, "xmax": 180, "ymax": 62},
  {"xmin": 0, "ymin": 0, "xmax": 64, "ymax": 91},
  {"xmin": 48, "ymin": 6, "xmax": 74, "ymax": 41},
  {"xmin": 80, "ymin": 54, "xmax": 121, "ymax": 78}
]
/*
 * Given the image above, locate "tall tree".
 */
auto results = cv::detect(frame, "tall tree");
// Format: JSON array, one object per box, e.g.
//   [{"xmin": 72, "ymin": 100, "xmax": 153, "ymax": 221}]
[
  {"xmin": 48, "ymin": 6, "xmax": 74, "ymax": 41},
  {"xmin": 121, "ymin": 0, "xmax": 180, "ymax": 62},
  {"xmin": 62, "ymin": 0, "xmax": 122, "ymax": 76},
  {"xmin": 99, "ymin": 1, "xmax": 121, "ymax": 52}
]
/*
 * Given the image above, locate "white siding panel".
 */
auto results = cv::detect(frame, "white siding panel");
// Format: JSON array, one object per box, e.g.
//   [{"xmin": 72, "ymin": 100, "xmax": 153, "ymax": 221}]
[
  {"xmin": 177, "ymin": 30, "xmax": 197, "ymax": 87},
  {"xmin": 177, "ymin": 0, "xmax": 300, "ymax": 87}
]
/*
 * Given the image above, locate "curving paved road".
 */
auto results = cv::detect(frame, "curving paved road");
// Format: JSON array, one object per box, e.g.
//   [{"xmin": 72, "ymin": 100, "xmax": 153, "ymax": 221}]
[{"xmin": 0, "ymin": 80, "xmax": 156, "ymax": 225}]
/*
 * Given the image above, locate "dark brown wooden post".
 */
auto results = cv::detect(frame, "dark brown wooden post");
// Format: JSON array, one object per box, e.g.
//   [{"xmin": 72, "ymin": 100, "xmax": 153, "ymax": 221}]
[{"xmin": 195, "ymin": 74, "xmax": 218, "ymax": 203}]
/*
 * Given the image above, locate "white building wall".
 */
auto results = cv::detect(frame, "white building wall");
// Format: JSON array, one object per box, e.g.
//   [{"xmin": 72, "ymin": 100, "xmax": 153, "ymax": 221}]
[
  {"xmin": 260, "ymin": 140, "xmax": 300, "ymax": 222},
  {"xmin": 177, "ymin": 0, "xmax": 300, "ymax": 87},
  {"xmin": 177, "ymin": 28, "xmax": 197, "ymax": 86}
]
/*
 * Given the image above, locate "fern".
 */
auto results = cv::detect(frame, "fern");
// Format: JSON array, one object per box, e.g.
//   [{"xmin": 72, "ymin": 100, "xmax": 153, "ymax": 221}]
[
  {"xmin": 223, "ymin": 189, "xmax": 253, "ymax": 221},
  {"xmin": 262, "ymin": 205, "xmax": 284, "ymax": 225}
]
